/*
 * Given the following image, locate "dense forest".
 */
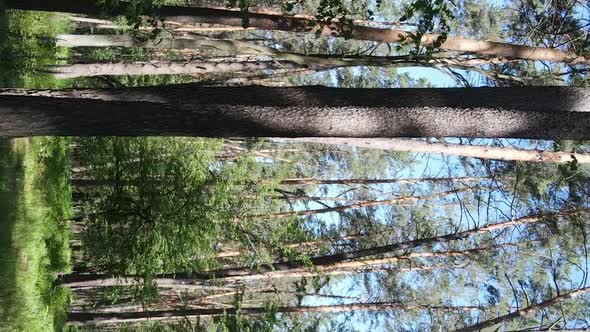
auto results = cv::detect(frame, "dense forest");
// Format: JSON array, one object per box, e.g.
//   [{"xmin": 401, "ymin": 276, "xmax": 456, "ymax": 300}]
[{"xmin": 0, "ymin": 0, "xmax": 589, "ymax": 331}]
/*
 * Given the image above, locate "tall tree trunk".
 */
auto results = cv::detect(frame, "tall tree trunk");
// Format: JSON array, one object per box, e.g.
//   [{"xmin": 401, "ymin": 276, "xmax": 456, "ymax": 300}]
[
  {"xmin": 60, "ymin": 275, "xmax": 238, "ymax": 290},
  {"xmin": 180, "ymin": 5, "xmax": 417, "ymax": 28},
  {"xmin": 236, "ymin": 187, "xmax": 475, "ymax": 221},
  {"xmin": 53, "ymin": 36, "xmax": 515, "ymax": 80},
  {"xmin": 57, "ymin": 210, "xmax": 580, "ymax": 286},
  {"xmin": 55, "ymin": 34, "xmax": 257, "ymax": 49},
  {"xmin": 278, "ymin": 138, "xmax": 590, "ymax": 164},
  {"xmin": 55, "ymin": 34, "xmax": 517, "ymax": 68},
  {"xmin": 67, "ymin": 15, "xmax": 260, "ymax": 32},
  {"xmin": 274, "ymin": 176, "xmax": 486, "ymax": 186},
  {"xmin": 2, "ymin": 86, "xmax": 590, "ymax": 138},
  {"xmin": 69, "ymin": 176, "xmax": 485, "ymax": 191},
  {"xmin": 58, "ymin": 258, "xmax": 444, "ymax": 288},
  {"xmin": 9, "ymin": 0, "xmax": 589, "ymax": 64},
  {"xmin": 67, "ymin": 301, "xmax": 482, "ymax": 325},
  {"xmin": 456, "ymin": 287, "xmax": 590, "ymax": 332},
  {"xmin": 69, "ymin": 176, "xmax": 485, "ymax": 187},
  {"xmin": 214, "ymin": 245, "xmax": 512, "ymax": 282},
  {"xmin": 47, "ymin": 60, "xmax": 302, "ymax": 79}
]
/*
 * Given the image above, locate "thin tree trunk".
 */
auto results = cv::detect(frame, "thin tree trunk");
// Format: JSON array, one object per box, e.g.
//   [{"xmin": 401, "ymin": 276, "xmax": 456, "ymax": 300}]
[
  {"xmin": 69, "ymin": 176, "xmax": 485, "ymax": 187},
  {"xmin": 66, "ymin": 301, "xmax": 482, "ymax": 325},
  {"xmin": 266, "ymin": 194, "xmax": 353, "ymax": 202},
  {"xmin": 274, "ymin": 176, "xmax": 487, "ymax": 186},
  {"xmin": 48, "ymin": 60, "xmax": 302, "ymax": 79},
  {"xmin": 216, "ymin": 230, "xmax": 386, "ymax": 258},
  {"xmin": 2, "ymin": 86, "xmax": 590, "ymax": 138},
  {"xmin": 223, "ymin": 143, "xmax": 293, "ymax": 163},
  {"xmin": 57, "ymin": 210, "xmax": 580, "ymax": 286},
  {"xmin": 456, "ymin": 287, "xmax": 590, "ymax": 332},
  {"xmin": 61, "ymin": 276, "xmax": 238, "ymax": 290},
  {"xmin": 59, "ymin": 256, "xmax": 444, "ymax": 288},
  {"xmin": 216, "ymin": 236, "xmax": 345, "ymax": 258},
  {"xmin": 235, "ymin": 187, "xmax": 475, "ymax": 221},
  {"xmin": 278, "ymin": 138, "xmax": 590, "ymax": 164},
  {"xmin": 9, "ymin": 0, "xmax": 590, "ymax": 64},
  {"xmin": 214, "ymin": 246, "xmax": 511, "ymax": 282},
  {"xmin": 69, "ymin": 177, "xmax": 481, "ymax": 204},
  {"xmin": 216, "ymin": 229, "xmax": 399, "ymax": 259},
  {"xmin": 267, "ymin": 194, "xmax": 447, "ymax": 205}
]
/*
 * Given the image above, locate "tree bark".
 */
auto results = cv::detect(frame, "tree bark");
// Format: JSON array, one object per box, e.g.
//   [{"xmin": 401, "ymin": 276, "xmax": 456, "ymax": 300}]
[
  {"xmin": 55, "ymin": 34, "xmax": 517, "ymax": 67},
  {"xmin": 9, "ymin": 0, "xmax": 590, "ymax": 64},
  {"xmin": 278, "ymin": 138, "xmax": 590, "ymax": 164},
  {"xmin": 67, "ymin": 16, "xmax": 259, "ymax": 32},
  {"xmin": 456, "ymin": 287, "xmax": 590, "ymax": 332},
  {"xmin": 2, "ymin": 86, "xmax": 590, "ymax": 139},
  {"xmin": 53, "ymin": 35, "xmax": 517, "ymax": 80},
  {"xmin": 48, "ymin": 60, "xmax": 302, "ymax": 79},
  {"xmin": 67, "ymin": 301, "xmax": 482, "ymax": 325}
]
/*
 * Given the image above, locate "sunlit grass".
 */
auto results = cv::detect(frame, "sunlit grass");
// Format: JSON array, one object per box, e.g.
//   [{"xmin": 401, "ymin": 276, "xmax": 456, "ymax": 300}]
[
  {"xmin": 0, "ymin": 138, "xmax": 74, "ymax": 332},
  {"xmin": 0, "ymin": 3, "xmax": 72, "ymax": 88}
]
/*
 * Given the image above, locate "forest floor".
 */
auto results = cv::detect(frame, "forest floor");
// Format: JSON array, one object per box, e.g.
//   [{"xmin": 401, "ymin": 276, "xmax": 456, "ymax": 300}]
[{"xmin": 0, "ymin": 138, "xmax": 74, "ymax": 332}]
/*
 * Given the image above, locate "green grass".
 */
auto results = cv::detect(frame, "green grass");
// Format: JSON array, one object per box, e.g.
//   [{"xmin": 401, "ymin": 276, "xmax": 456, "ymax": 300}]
[
  {"xmin": 0, "ymin": 138, "xmax": 74, "ymax": 332},
  {"xmin": 0, "ymin": 3, "xmax": 72, "ymax": 89}
]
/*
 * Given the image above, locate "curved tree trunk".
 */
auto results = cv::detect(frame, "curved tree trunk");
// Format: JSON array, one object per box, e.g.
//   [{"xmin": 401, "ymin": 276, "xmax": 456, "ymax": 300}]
[
  {"xmin": 8, "ymin": 0, "xmax": 590, "ymax": 64},
  {"xmin": 277, "ymin": 138, "xmax": 590, "ymax": 164},
  {"xmin": 2, "ymin": 86, "xmax": 590, "ymax": 138}
]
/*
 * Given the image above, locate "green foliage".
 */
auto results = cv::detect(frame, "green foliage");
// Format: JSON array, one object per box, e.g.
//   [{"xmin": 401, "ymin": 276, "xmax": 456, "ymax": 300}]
[
  {"xmin": 226, "ymin": 0, "xmax": 252, "ymax": 28},
  {"xmin": 452, "ymin": 0, "xmax": 503, "ymax": 40},
  {"xmin": 212, "ymin": 296, "xmax": 319, "ymax": 332},
  {"xmin": 0, "ymin": 9, "xmax": 71, "ymax": 88},
  {"xmin": 75, "ymin": 137, "xmax": 306, "ymax": 284},
  {"xmin": 401, "ymin": 0, "xmax": 455, "ymax": 56},
  {"xmin": 315, "ymin": 0, "xmax": 353, "ymax": 38},
  {"xmin": 508, "ymin": 0, "xmax": 588, "ymax": 54},
  {"xmin": 98, "ymin": 0, "xmax": 165, "ymax": 28},
  {"xmin": 78, "ymin": 137, "xmax": 227, "ymax": 279}
]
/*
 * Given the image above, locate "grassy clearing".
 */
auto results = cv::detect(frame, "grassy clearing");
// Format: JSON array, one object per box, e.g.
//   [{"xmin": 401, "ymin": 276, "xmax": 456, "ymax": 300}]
[
  {"xmin": 0, "ymin": 1, "xmax": 72, "ymax": 88},
  {"xmin": 0, "ymin": 138, "xmax": 74, "ymax": 332}
]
